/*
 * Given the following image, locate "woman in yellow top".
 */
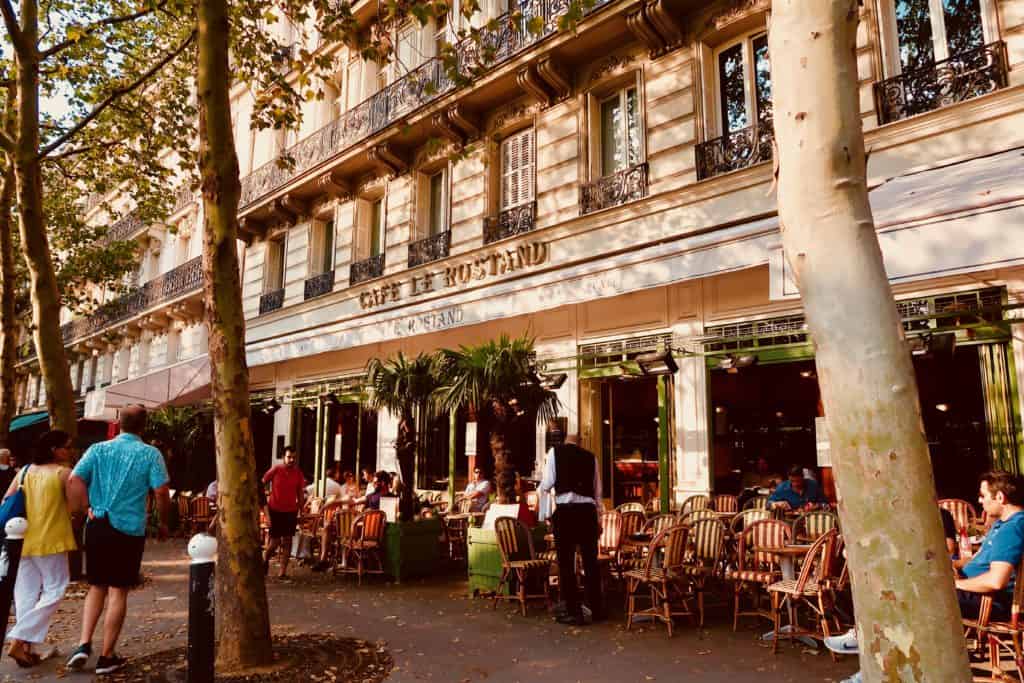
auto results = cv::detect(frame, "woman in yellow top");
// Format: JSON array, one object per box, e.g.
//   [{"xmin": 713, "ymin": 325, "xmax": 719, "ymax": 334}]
[{"xmin": 3, "ymin": 430, "xmax": 78, "ymax": 667}]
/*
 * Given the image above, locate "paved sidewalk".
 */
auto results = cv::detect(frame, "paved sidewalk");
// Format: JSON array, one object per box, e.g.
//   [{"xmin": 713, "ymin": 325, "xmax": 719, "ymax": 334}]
[{"xmin": 0, "ymin": 540, "xmax": 858, "ymax": 682}]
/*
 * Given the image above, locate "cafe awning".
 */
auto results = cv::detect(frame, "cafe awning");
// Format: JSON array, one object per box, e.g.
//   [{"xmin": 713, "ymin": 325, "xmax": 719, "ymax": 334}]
[
  {"xmin": 103, "ymin": 355, "xmax": 211, "ymax": 412},
  {"xmin": 8, "ymin": 410, "xmax": 49, "ymax": 432}
]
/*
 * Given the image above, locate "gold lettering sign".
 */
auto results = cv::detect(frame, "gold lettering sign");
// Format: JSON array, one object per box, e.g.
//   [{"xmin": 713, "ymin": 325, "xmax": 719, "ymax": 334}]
[{"xmin": 358, "ymin": 241, "xmax": 549, "ymax": 311}]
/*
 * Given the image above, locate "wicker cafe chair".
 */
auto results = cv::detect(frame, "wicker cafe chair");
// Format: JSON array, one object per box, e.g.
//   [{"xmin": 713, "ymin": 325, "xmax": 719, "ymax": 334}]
[
  {"xmin": 624, "ymin": 524, "xmax": 693, "ymax": 637},
  {"xmin": 339, "ymin": 510, "xmax": 386, "ymax": 585},
  {"xmin": 727, "ymin": 520, "xmax": 792, "ymax": 630},
  {"xmin": 792, "ymin": 510, "xmax": 839, "ymax": 542},
  {"xmin": 766, "ymin": 528, "xmax": 841, "ymax": 656},
  {"xmin": 939, "ymin": 498, "xmax": 979, "ymax": 534},
  {"xmin": 712, "ymin": 494, "xmax": 739, "ymax": 513},
  {"xmin": 962, "ymin": 557, "xmax": 1024, "ymax": 682},
  {"xmin": 744, "ymin": 496, "xmax": 770, "ymax": 511},
  {"xmin": 644, "ymin": 514, "xmax": 678, "ymax": 538},
  {"xmin": 190, "ymin": 496, "xmax": 214, "ymax": 536},
  {"xmin": 176, "ymin": 494, "xmax": 193, "ymax": 537},
  {"xmin": 730, "ymin": 508, "xmax": 772, "ymax": 536},
  {"xmin": 493, "ymin": 517, "xmax": 552, "ymax": 617},
  {"xmin": 680, "ymin": 495, "xmax": 710, "ymax": 516},
  {"xmin": 330, "ymin": 508, "xmax": 358, "ymax": 572},
  {"xmin": 679, "ymin": 509, "xmax": 717, "ymax": 527},
  {"xmin": 597, "ymin": 511, "xmax": 625, "ymax": 579},
  {"xmin": 617, "ymin": 502, "xmax": 646, "ymax": 515},
  {"xmin": 678, "ymin": 518, "xmax": 727, "ymax": 626},
  {"xmin": 618, "ymin": 510, "xmax": 648, "ymax": 564},
  {"xmin": 443, "ymin": 514, "xmax": 470, "ymax": 562}
]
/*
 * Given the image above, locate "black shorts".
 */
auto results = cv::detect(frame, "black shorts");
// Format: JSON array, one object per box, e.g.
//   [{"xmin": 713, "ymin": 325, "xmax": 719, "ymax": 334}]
[
  {"xmin": 269, "ymin": 510, "xmax": 298, "ymax": 538},
  {"xmin": 84, "ymin": 517, "xmax": 146, "ymax": 588}
]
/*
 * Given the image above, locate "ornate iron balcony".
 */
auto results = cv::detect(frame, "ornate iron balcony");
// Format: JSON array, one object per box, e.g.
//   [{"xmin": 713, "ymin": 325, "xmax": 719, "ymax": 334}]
[
  {"xmin": 408, "ymin": 231, "xmax": 451, "ymax": 268},
  {"xmin": 484, "ymin": 202, "xmax": 537, "ymax": 244},
  {"xmin": 579, "ymin": 162, "xmax": 648, "ymax": 215},
  {"xmin": 350, "ymin": 254, "xmax": 385, "ymax": 285},
  {"xmin": 875, "ymin": 41, "xmax": 1008, "ymax": 125},
  {"xmin": 259, "ymin": 288, "xmax": 285, "ymax": 315},
  {"xmin": 695, "ymin": 122, "xmax": 774, "ymax": 181},
  {"xmin": 99, "ymin": 213, "xmax": 145, "ymax": 246},
  {"xmin": 171, "ymin": 186, "xmax": 196, "ymax": 214},
  {"xmin": 238, "ymin": 0, "xmax": 615, "ymax": 210},
  {"xmin": 304, "ymin": 270, "xmax": 335, "ymax": 300}
]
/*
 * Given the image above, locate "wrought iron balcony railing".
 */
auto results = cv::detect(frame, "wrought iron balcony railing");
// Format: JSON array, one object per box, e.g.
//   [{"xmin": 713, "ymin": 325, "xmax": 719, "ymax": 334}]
[
  {"xmin": 303, "ymin": 271, "xmax": 335, "ymax": 300},
  {"xmin": 483, "ymin": 201, "xmax": 537, "ymax": 244},
  {"xmin": 238, "ymin": 0, "xmax": 614, "ymax": 210},
  {"xmin": 874, "ymin": 41, "xmax": 1008, "ymax": 125},
  {"xmin": 99, "ymin": 213, "xmax": 146, "ymax": 246},
  {"xmin": 259, "ymin": 288, "xmax": 285, "ymax": 315},
  {"xmin": 350, "ymin": 254, "xmax": 385, "ymax": 285},
  {"xmin": 695, "ymin": 122, "xmax": 774, "ymax": 181},
  {"xmin": 408, "ymin": 231, "xmax": 451, "ymax": 267},
  {"xmin": 579, "ymin": 162, "xmax": 648, "ymax": 215}
]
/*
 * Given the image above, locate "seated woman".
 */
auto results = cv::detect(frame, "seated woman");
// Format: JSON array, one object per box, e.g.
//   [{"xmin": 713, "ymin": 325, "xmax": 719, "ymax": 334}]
[{"xmin": 495, "ymin": 469, "xmax": 537, "ymax": 527}]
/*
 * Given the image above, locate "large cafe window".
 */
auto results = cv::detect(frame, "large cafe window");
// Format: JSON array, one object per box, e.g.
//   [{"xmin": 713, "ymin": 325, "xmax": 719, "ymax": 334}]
[{"xmin": 582, "ymin": 76, "xmax": 647, "ymax": 215}]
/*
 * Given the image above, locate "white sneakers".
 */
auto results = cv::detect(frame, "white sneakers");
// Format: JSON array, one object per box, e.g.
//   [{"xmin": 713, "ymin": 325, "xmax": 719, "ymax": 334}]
[{"xmin": 824, "ymin": 628, "xmax": 859, "ymax": 655}]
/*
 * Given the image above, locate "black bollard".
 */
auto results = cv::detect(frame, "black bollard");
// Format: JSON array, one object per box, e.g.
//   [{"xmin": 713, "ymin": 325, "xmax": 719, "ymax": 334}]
[
  {"xmin": 0, "ymin": 517, "xmax": 28, "ymax": 642},
  {"xmin": 187, "ymin": 533, "xmax": 217, "ymax": 683}
]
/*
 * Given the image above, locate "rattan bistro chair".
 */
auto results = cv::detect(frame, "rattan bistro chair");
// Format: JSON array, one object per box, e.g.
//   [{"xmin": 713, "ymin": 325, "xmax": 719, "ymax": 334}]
[
  {"xmin": 962, "ymin": 556, "xmax": 1024, "ymax": 682},
  {"xmin": 624, "ymin": 524, "xmax": 692, "ymax": 637},
  {"xmin": 493, "ymin": 517, "xmax": 552, "ymax": 616},
  {"xmin": 678, "ymin": 518, "xmax": 727, "ymax": 626},
  {"xmin": 617, "ymin": 502, "xmax": 646, "ymax": 515},
  {"xmin": 176, "ymin": 494, "xmax": 192, "ymax": 537},
  {"xmin": 679, "ymin": 508, "xmax": 717, "ymax": 527},
  {"xmin": 680, "ymin": 495, "xmax": 710, "ymax": 516},
  {"xmin": 792, "ymin": 510, "xmax": 839, "ymax": 542},
  {"xmin": 939, "ymin": 498, "xmax": 979, "ymax": 534},
  {"xmin": 339, "ymin": 510, "xmax": 386, "ymax": 585},
  {"xmin": 597, "ymin": 510, "xmax": 625, "ymax": 579},
  {"xmin": 712, "ymin": 494, "xmax": 739, "ymax": 513},
  {"xmin": 730, "ymin": 508, "xmax": 771, "ymax": 536},
  {"xmin": 744, "ymin": 495, "xmax": 770, "ymax": 511},
  {"xmin": 766, "ymin": 528, "xmax": 841, "ymax": 656},
  {"xmin": 726, "ymin": 519, "xmax": 792, "ymax": 631},
  {"xmin": 190, "ymin": 496, "xmax": 214, "ymax": 536}
]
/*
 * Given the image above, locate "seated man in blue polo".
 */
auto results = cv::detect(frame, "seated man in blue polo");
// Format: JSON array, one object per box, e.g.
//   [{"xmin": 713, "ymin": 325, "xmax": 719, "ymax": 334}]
[
  {"xmin": 955, "ymin": 470, "xmax": 1024, "ymax": 621},
  {"xmin": 768, "ymin": 465, "xmax": 828, "ymax": 512}
]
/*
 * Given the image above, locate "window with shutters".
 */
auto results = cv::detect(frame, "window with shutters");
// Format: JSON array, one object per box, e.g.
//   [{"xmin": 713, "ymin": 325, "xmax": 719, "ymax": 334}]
[
  {"xmin": 500, "ymin": 128, "xmax": 535, "ymax": 211},
  {"xmin": 428, "ymin": 170, "xmax": 447, "ymax": 236},
  {"xmin": 307, "ymin": 220, "xmax": 335, "ymax": 275},
  {"xmin": 355, "ymin": 196, "xmax": 386, "ymax": 260},
  {"xmin": 264, "ymin": 236, "xmax": 286, "ymax": 292}
]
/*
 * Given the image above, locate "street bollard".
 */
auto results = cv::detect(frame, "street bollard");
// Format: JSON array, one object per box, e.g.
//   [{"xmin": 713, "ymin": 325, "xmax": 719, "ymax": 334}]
[
  {"xmin": 187, "ymin": 533, "xmax": 217, "ymax": 683},
  {"xmin": 0, "ymin": 517, "xmax": 28, "ymax": 642}
]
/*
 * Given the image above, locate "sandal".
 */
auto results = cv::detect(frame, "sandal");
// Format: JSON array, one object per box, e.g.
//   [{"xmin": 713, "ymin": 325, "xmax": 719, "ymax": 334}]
[{"xmin": 7, "ymin": 640, "xmax": 40, "ymax": 668}]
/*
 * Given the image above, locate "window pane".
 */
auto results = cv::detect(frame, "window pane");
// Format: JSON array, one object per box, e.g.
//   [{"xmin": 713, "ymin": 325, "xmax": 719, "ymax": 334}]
[
  {"xmin": 322, "ymin": 221, "xmax": 334, "ymax": 273},
  {"xmin": 943, "ymin": 0, "xmax": 985, "ymax": 56},
  {"xmin": 370, "ymin": 200, "xmax": 383, "ymax": 257},
  {"xmin": 753, "ymin": 34, "xmax": 773, "ymax": 127},
  {"xmin": 429, "ymin": 172, "xmax": 445, "ymax": 235},
  {"xmin": 625, "ymin": 87, "xmax": 640, "ymax": 167},
  {"xmin": 601, "ymin": 94, "xmax": 624, "ymax": 174},
  {"xmin": 895, "ymin": 0, "xmax": 935, "ymax": 70},
  {"xmin": 718, "ymin": 43, "xmax": 747, "ymax": 134}
]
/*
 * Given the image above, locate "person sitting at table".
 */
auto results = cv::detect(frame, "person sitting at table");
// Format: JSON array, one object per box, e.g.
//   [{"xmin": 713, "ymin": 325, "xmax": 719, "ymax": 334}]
[
  {"xmin": 768, "ymin": 465, "xmax": 828, "ymax": 512},
  {"xmin": 339, "ymin": 470, "xmax": 359, "ymax": 500},
  {"xmin": 742, "ymin": 456, "xmax": 783, "ymax": 490},
  {"xmin": 305, "ymin": 464, "xmax": 343, "ymax": 500},
  {"xmin": 496, "ymin": 469, "xmax": 537, "ymax": 527},
  {"xmin": 464, "ymin": 467, "xmax": 492, "ymax": 513},
  {"xmin": 349, "ymin": 471, "xmax": 391, "ymax": 511}
]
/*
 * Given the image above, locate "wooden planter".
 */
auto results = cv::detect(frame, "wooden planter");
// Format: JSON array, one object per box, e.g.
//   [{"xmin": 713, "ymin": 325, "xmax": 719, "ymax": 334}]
[
  {"xmin": 383, "ymin": 517, "xmax": 444, "ymax": 583},
  {"xmin": 467, "ymin": 524, "xmax": 549, "ymax": 595}
]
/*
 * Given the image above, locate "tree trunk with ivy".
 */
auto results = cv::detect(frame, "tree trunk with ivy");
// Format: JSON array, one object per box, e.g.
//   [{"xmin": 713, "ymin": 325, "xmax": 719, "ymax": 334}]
[
  {"xmin": 12, "ymin": 0, "xmax": 76, "ymax": 436},
  {"xmin": 769, "ymin": 2, "xmax": 970, "ymax": 680},
  {"xmin": 0, "ymin": 164, "xmax": 17, "ymax": 449},
  {"xmin": 196, "ymin": 0, "xmax": 273, "ymax": 670}
]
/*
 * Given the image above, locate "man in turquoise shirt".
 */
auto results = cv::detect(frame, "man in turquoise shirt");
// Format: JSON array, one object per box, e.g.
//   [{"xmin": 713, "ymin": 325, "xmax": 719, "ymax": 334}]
[
  {"xmin": 768, "ymin": 465, "xmax": 828, "ymax": 511},
  {"xmin": 66, "ymin": 405, "xmax": 170, "ymax": 675}
]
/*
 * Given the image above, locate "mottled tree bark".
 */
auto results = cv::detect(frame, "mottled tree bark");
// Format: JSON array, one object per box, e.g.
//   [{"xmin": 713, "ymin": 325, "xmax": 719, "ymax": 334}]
[
  {"xmin": 196, "ymin": 0, "xmax": 273, "ymax": 670},
  {"xmin": 769, "ymin": 2, "xmax": 970, "ymax": 681},
  {"xmin": 0, "ymin": 164, "xmax": 17, "ymax": 449},
  {"xmin": 12, "ymin": 0, "xmax": 76, "ymax": 436}
]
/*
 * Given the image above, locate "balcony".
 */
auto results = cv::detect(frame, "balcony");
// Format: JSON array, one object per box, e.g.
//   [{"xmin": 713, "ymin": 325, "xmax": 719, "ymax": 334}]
[
  {"xmin": 484, "ymin": 202, "xmax": 536, "ymax": 244},
  {"xmin": 874, "ymin": 41, "xmax": 1008, "ymax": 125},
  {"xmin": 407, "ymin": 231, "xmax": 451, "ymax": 268},
  {"xmin": 303, "ymin": 271, "xmax": 335, "ymax": 300},
  {"xmin": 238, "ymin": 0, "xmax": 615, "ymax": 211},
  {"xmin": 259, "ymin": 288, "xmax": 285, "ymax": 315},
  {"xmin": 350, "ymin": 254, "xmax": 385, "ymax": 285},
  {"xmin": 99, "ymin": 213, "xmax": 146, "ymax": 246},
  {"xmin": 579, "ymin": 162, "xmax": 648, "ymax": 215},
  {"xmin": 695, "ymin": 122, "xmax": 774, "ymax": 181}
]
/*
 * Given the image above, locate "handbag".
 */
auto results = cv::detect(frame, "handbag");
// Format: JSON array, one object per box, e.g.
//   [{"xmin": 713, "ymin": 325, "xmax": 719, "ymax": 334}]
[{"xmin": 0, "ymin": 465, "xmax": 31, "ymax": 540}]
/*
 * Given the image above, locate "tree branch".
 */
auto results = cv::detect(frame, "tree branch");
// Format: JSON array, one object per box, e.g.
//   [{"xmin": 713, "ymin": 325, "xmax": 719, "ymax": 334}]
[
  {"xmin": 0, "ymin": 129, "xmax": 13, "ymax": 154},
  {"xmin": 42, "ymin": 138, "xmax": 122, "ymax": 161},
  {"xmin": 39, "ymin": 2, "xmax": 166, "ymax": 60},
  {"xmin": 39, "ymin": 30, "xmax": 195, "ymax": 159},
  {"xmin": 0, "ymin": 0, "xmax": 25, "ymax": 54}
]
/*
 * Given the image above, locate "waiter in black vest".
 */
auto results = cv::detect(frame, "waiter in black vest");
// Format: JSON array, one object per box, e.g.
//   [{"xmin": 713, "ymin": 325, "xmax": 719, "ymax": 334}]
[{"xmin": 539, "ymin": 433, "xmax": 605, "ymax": 625}]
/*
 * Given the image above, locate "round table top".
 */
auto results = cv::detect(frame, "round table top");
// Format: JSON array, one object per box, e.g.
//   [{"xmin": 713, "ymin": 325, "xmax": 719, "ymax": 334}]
[
  {"xmin": 759, "ymin": 544, "xmax": 813, "ymax": 556},
  {"xmin": 628, "ymin": 532, "xmax": 654, "ymax": 543}
]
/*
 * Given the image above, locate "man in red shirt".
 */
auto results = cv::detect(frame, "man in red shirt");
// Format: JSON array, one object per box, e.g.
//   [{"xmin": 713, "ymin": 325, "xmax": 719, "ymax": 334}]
[{"xmin": 262, "ymin": 446, "xmax": 306, "ymax": 578}]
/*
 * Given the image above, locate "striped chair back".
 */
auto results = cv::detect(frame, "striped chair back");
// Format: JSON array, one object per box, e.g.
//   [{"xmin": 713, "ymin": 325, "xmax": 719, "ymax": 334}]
[
  {"xmin": 455, "ymin": 497, "xmax": 473, "ymax": 514},
  {"xmin": 191, "ymin": 496, "xmax": 212, "ymax": 520},
  {"xmin": 495, "ymin": 516, "xmax": 535, "ymax": 563},
  {"xmin": 644, "ymin": 514, "xmax": 677, "ymax": 537},
  {"xmin": 305, "ymin": 496, "xmax": 324, "ymax": 516},
  {"xmin": 938, "ymin": 499, "xmax": 977, "ymax": 533},
  {"xmin": 617, "ymin": 502, "xmax": 646, "ymax": 515},
  {"xmin": 334, "ymin": 508, "xmax": 357, "ymax": 542},
  {"xmin": 743, "ymin": 496, "xmax": 770, "ymax": 511},
  {"xmin": 731, "ymin": 508, "xmax": 771, "ymax": 535},
  {"xmin": 689, "ymin": 518, "xmax": 727, "ymax": 565},
  {"xmin": 177, "ymin": 494, "xmax": 191, "ymax": 518},
  {"xmin": 794, "ymin": 528, "xmax": 838, "ymax": 595},
  {"xmin": 679, "ymin": 509, "xmax": 717, "ymax": 526},
  {"xmin": 794, "ymin": 510, "xmax": 839, "ymax": 541},
  {"xmin": 353, "ymin": 510, "xmax": 386, "ymax": 544},
  {"xmin": 599, "ymin": 511, "xmax": 623, "ymax": 554},
  {"xmin": 740, "ymin": 519, "xmax": 792, "ymax": 569},
  {"xmin": 661, "ymin": 524, "xmax": 690, "ymax": 572},
  {"xmin": 621, "ymin": 510, "xmax": 645, "ymax": 538},
  {"xmin": 681, "ymin": 495, "xmax": 710, "ymax": 515},
  {"xmin": 712, "ymin": 494, "xmax": 739, "ymax": 513}
]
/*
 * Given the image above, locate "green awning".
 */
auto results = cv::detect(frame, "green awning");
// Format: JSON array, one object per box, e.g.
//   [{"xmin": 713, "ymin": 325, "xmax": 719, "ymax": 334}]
[{"xmin": 9, "ymin": 411, "xmax": 48, "ymax": 432}]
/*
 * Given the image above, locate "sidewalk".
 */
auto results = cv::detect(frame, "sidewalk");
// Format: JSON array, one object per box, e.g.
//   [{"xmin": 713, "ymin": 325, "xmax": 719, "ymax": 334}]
[{"xmin": 0, "ymin": 540, "xmax": 858, "ymax": 682}]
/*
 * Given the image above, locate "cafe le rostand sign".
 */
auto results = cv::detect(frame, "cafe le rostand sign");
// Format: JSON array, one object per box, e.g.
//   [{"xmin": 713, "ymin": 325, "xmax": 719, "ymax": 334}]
[{"xmin": 358, "ymin": 241, "xmax": 549, "ymax": 311}]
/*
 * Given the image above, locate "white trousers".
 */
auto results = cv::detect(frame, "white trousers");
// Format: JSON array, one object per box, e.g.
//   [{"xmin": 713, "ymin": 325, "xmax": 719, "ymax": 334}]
[{"xmin": 7, "ymin": 553, "xmax": 70, "ymax": 644}]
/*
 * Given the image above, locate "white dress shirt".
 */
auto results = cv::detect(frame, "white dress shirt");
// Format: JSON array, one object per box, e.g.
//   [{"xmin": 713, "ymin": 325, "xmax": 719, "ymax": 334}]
[{"xmin": 538, "ymin": 446, "xmax": 601, "ymax": 520}]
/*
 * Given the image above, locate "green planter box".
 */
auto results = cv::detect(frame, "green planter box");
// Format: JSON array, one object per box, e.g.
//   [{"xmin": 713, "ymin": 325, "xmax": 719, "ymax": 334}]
[
  {"xmin": 383, "ymin": 517, "xmax": 443, "ymax": 583},
  {"xmin": 467, "ymin": 525, "xmax": 548, "ymax": 595}
]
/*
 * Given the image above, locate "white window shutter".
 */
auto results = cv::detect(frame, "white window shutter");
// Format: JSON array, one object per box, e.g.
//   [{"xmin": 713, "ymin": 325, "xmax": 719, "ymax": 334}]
[{"xmin": 500, "ymin": 128, "xmax": 534, "ymax": 211}]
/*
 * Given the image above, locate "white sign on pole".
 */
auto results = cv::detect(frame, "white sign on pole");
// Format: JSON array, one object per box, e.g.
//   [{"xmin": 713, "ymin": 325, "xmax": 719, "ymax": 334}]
[
  {"xmin": 334, "ymin": 433, "xmax": 343, "ymax": 462},
  {"xmin": 815, "ymin": 416, "xmax": 831, "ymax": 468},
  {"xmin": 465, "ymin": 421, "xmax": 477, "ymax": 457}
]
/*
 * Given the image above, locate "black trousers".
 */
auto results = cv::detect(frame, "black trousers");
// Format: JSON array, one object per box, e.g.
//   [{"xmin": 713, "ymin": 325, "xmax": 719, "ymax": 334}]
[{"xmin": 552, "ymin": 503, "xmax": 604, "ymax": 619}]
